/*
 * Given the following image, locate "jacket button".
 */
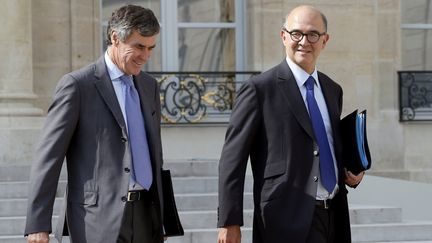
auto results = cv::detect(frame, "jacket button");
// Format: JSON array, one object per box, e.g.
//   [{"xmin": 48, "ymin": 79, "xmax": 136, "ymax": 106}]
[
  {"xmin": 313, "ymin": 150, "xmax": 319, "ymax": 156},
  {"xmin": 121, "ymin": 196, "xmax": 127, "ymax": 202},
  {"xmin": 121, "ymin": 137, "xmax": 127, "ymax": 142},
  {"xmin": 313, "ymin": 176, "xmax": 318, "ymax": 182},
  {"xmin": 124, "ymin": 168, "xmax": 130, "ymax": 173}
]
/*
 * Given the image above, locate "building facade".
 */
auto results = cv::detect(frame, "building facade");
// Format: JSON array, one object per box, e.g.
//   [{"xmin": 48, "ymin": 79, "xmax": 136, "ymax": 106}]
[{"xmin": 1, "ymin": 0, "xmax": 432, "ymax": 183}]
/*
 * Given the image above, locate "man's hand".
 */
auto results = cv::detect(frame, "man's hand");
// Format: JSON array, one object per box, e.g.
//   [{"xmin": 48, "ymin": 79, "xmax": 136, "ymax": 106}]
[
  {"xmin": 218, "ymin": 225, "xmax": 241, "ymax": 243},
  {"xmin": 344, "ymin": 168, "xmax": 365, "ymax": 187},
  {"xmin": 27, "ymin": 232, "xmax": 49, "ymax": 243}
]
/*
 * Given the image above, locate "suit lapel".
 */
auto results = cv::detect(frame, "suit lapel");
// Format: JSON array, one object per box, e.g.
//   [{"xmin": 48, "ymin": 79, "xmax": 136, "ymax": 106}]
[
  {"xmin": 318, "ymin": 72, "xmax": 344, "ymax": 171},
  {"xmin": 318, "ymin": 72, "xmax": 340, "ymax": 137},
  {"xmin": 276, "ymin": 61, "xmax": 315, "ymax": 140},
  {"xmin": 133, "ymin": 74, "xmax": 156, "ymax": 130},
  {"xmin": 93, "ymin": 56, "xmax": 127, "ymax": 134}
]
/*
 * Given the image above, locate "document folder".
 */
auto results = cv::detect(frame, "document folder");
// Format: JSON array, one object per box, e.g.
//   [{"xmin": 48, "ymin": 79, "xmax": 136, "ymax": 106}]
[
  {"xmin": 340, "ymin": 110, "xmax": 372, "ymax": 175},
  {"xmin": 162, "ymin": 169, "xmax": 184, "ymax": 237}
]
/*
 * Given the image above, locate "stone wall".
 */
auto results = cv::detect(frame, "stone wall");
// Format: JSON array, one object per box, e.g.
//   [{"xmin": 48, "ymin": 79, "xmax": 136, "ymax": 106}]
[
  {"xmin": 1, "ymin": 0, "xmax": 431, "ymax": 183},
  {"xmin": 32, "ymin": 0, "xmax": 101, "ymax": 112},
  {"xmin": 243, "ymin": 1, "xmax": 432, "ymax": 182},
  {"xmin": 0, "ymin": 0, "xmax": 100, "ymax": 165}
]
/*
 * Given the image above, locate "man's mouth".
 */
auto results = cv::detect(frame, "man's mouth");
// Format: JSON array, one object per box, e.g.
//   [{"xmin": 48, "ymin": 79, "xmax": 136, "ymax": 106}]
[
  {"xmin": 134, "ymin": 60, "xmax": 143, "ymax": 66},
  {"xmin": 297, "ymin": 49, "xmax": 310, "ymax": 53}
]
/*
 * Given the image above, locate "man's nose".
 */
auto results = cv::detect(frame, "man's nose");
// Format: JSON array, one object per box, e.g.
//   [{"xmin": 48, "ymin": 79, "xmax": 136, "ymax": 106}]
[
  {"xmin": 299, "ymin": 35, "xmax": 310, "ymax": 45},
  {"xmin": 139, "ymin": 48, "xmax": 150, "ymax": 60}
]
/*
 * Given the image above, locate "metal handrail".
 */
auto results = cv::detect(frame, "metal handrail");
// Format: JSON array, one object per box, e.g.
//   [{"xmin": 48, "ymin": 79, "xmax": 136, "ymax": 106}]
[
  {"xmin": 398, "ymin": 71, "xmax": 432, "ymax": 121},
  {"xmin": 149, "ymin": 71, "xmax": 260, "ymax": 124}
]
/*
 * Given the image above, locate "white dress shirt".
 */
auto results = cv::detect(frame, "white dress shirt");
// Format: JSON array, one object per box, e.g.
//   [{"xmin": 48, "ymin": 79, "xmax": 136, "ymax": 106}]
[
  {"xmin": 104, "ymin": 51, "xmax": 144, "ymax": 191},
  {"xmin": 286, "ymin": 57, "xmax": 339, "ymax": 200}
]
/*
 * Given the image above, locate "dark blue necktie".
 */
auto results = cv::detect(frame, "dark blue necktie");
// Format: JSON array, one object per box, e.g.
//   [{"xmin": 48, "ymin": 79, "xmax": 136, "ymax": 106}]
[
  {"xmin": 305, "ymin": 76, "xmax": 336, "ymax": 193},
  {"xmin": 120, "ymin": 75, "xmax": 153, "ymax": 190}
]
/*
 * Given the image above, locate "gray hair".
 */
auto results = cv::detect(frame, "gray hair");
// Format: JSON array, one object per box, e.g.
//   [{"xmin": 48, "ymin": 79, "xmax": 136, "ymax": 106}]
[{"xmin": 106, "ymin": 4, "xmax": 160, "ymax": 46}]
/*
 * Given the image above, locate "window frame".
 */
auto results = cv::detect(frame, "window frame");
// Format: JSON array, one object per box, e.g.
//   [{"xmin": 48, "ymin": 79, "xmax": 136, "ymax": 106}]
[{"xmin": 160, "ymin": 0, "xmax": 246, "ymax": 71}]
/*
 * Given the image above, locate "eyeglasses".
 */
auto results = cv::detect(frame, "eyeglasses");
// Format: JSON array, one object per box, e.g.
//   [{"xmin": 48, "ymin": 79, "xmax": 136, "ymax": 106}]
[{"xmin": 282, "ymin": 28, "xmax": 326, "ymax": 44}]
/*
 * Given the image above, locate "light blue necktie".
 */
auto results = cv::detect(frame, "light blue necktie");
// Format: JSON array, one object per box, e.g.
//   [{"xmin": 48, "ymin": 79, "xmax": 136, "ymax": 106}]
[
  {"xmin": 120, "ymin": 75, "xmax": 153, "ymax": 190},
  {"xmin": 305, "ymin": 76, "xmax": 336, "ymax": 193}
]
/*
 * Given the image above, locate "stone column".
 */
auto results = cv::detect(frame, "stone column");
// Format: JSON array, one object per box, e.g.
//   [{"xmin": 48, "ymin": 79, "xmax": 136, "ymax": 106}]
[
  {"xmin": 0, "ymin": 0, "xmax": 42, "ymax": 116},
  {"xmin": 0, "ymin": 0, "xmax": 43, "ymax": 165}
]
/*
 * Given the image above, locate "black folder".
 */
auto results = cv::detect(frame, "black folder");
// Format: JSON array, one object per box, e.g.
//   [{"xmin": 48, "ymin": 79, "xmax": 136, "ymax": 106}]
[
  {"xmin": 340, "ymin": 110, "xmax": 372, "ymax": 175},
  {"xmin": 161, "ymin": 169, "xmax": 184, "ymax": 237}
]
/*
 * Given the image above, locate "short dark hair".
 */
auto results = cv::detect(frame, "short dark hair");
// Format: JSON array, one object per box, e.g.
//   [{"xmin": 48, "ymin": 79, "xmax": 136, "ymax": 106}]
[{"xmin": 106, "ymin": 5, "xmax": 160, "ymax": 46}]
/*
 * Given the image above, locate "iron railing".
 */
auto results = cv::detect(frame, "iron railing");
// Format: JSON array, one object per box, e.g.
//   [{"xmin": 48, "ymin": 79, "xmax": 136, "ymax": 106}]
[
  {"xmin": 149, "ymin": 71, "xmax": 260, "ymax": 124},
  {"xmin": 399, "ymin": 71, "xmax": 432, "ymax": 121}
]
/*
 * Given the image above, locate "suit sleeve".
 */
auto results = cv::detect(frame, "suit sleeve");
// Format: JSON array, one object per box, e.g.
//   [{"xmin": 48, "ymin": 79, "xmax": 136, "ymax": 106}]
[
  {"xmin": 218, "ymin": 81, "xmax": 260, "ymax": 227},
  {"xmin": 24, "ymin": 74, "xmax": 80, "ymax": 235}
]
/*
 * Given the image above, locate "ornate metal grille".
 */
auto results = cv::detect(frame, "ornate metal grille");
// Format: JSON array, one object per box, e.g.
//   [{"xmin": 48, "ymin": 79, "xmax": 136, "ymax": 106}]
[
  {"xmin": 399, "ymin": 71, "xmax": 432, "ymax": 121},
  {"xmin": 149, "ymin": 72, "xmax": 260, "ymax": 124}
]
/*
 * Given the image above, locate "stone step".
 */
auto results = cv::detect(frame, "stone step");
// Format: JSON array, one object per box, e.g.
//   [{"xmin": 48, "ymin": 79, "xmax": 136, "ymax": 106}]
[
  {"xmin": 136, "ymin": 222, "xmax": 432, "ymax": 243},
  {"xmin": 0, "ymin": 198, "xmax": 63, "ymax": 217},
  {"xmin": 0, "ymin": 193, "xmax": 254, "ymax": 217},
  {"xmin": 153, "ymin": 222, "xmax": 432, "ymax": 243},
  {"xmin": 2, "ymin": 234, "xmax": 432, "ymax": 243},
  {"xmin": 0, "ymin": 217, "xmax": 25, "ymax": 236},
  {"xmin": 0, "ymin": 160, "xmax": 219, "ymax": 182},
  {"xmin": 165, "ymin": 228, "xmax": 252, "ymax": 243},
  {"xmin": 178, "ymin": 210, "xmax": 254, "ymax": 229},
  {"xmin": 1, "ymin": 162, "xmax": 428, "ymax": 243},
  {"xmin": 172, "ymin": 176, "xmax": 253, "ymax": 194},
  {"xmin": 0, "ymin": 236, "xmax": 24, "ymax": 243},
  {"xmin": 0, "ymin": 177, "xmax": 253, "ymax": 199},
  {"xmin": 0, "ymin": 165, "xmax": 31, "ymax": 182},
  {"xmin": 164, "ymin": 159, "xmax": 219, "ymax": 177},
  {"xmin": 357, "ymin": 241, "xmax": 432, "ymax": 243},
  {"xmin": 0, "ymin": 236, "xmax": 71, "ymax": 243},
  {"xmin": 0, "ymin": 197, "xmax": 401, "ymax": 226},
  {"xmin": 0, "ymin": 216, "xmax": 58, "ymax": 236},
  {"xmin": 0, "ymin": 204, "xmax": 404, "ymax": 235},
  {"xmin": 175, "ymin": 192, "xmax": 253, "ymax": 211},
  {"xmin": 177, "ymin": 205, "xmax": 403, "ymax": 229},
  {"xmin": 350, "ymin": 204, "xmax": 402, "ymax": 224},
  {"xmin": 0, "ymin": 181, "xmax": 67, "ymax": 199},
  {"xmin": 0, "ymin": 165, "xmax": 67, "ymax": 182},
  {"xmin": 351, "ymin": 221, "xmax": 432, "ymax": 242}
]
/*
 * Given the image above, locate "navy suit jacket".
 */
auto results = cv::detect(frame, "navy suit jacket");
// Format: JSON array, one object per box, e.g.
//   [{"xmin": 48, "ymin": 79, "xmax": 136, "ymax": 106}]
[{"xmin": 218, "ymin": 60, "xmax": 351, "ymax": 243}]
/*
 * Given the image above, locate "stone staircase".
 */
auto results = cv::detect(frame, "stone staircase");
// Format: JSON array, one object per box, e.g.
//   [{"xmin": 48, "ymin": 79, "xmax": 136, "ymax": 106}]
[{"xmin": 1, "ymin": 161, "xmax": 432, "ymax": 243}]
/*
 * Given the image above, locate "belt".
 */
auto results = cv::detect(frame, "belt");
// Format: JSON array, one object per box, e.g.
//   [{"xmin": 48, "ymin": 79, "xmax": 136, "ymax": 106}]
[
  {"xmin": 127, "ymin": 190, "xmax": 150, "ymax": 202},
  {"xmin": 315, "ymin": 198, "xmax": 332, "ymax": 209}
]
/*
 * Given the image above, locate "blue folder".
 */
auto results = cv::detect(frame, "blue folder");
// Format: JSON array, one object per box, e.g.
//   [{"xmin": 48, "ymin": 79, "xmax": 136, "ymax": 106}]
[{"xmin": 340, "ymin": 110, "xmax": 372, "ymax": 175}]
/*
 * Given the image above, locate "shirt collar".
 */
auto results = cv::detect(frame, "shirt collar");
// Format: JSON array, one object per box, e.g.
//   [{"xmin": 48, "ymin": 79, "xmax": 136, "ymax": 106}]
[
  {"xmin": 104, "ymin": 50, "xmax": 126, "ymax": 81},
  {"xmin": 285, "ymin": 57, "xmax": 319, "ymax": 88}
]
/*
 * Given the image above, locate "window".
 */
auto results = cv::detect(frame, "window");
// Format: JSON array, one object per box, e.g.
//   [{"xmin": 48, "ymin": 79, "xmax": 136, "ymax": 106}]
[
  {"xmin": 399, "ymin": 0, "xmax": 432, "ymax": 121},
  {"xmin": 401, "ymin": 0, "xmax": 432, "ymax": 70},
  {"xmin": 101, "ymin": 0, "xmax": 246, "ymax": 72}
]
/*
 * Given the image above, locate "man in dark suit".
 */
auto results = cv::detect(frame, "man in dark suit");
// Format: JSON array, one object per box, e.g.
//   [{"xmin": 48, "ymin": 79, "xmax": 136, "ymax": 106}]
[
  {"xmin": 217, "ymin": 5, "xmax": 365, "ymax": 243},
  {"xmin": 25, "ymin": 5, "xmax": 165, "ymax": 243}
]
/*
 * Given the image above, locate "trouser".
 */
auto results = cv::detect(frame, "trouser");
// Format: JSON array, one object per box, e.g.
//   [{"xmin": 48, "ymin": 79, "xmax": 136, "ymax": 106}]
[
  {"xmin": 117, "ymin": 190, "xmax": 163, "ymax": 243},
  {"xmin": 306, "ymin": 200, "xmax": 335, "ymax": 243}
]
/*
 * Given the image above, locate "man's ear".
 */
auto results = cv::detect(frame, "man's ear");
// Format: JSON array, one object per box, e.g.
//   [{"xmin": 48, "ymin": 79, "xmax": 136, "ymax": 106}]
[
  {"xmin": 111, "ymin": 31, "xmax": 119, "ymax": 46},
  {"xmin": 321, "ymin": 34, "xmax": 330, "ymax": 48},
  {"xmin": 280, "ymin": 30, "xmax": 287, "ymax": 42}
]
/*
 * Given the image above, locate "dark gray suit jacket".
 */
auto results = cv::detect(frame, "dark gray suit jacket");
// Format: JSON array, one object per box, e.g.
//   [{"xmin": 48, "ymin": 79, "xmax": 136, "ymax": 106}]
[
  {"xmin": 218, "ymin": 60, "xmax": 351, "ymax": 243},
  {"xmin": 25, "ymin": 56, "xmax": 164, "ymax": 243}
]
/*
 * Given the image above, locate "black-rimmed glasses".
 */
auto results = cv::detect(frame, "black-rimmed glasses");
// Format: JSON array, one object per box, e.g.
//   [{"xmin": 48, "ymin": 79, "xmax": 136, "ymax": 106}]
[{"xmin": 282, "ymin": 28, "xmax": 326, "ymax": 44}]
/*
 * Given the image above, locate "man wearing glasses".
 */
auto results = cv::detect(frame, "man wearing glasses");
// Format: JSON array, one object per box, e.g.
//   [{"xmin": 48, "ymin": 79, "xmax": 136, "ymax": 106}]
[{"xmin": 217, "ymin": 5, "xmax": 364, "ymax": 243}]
